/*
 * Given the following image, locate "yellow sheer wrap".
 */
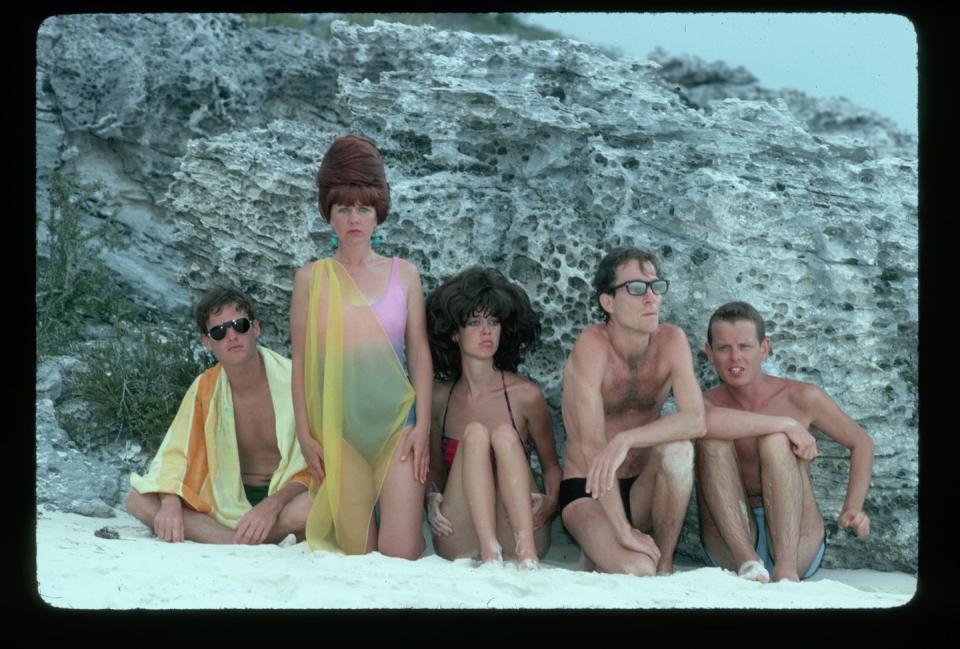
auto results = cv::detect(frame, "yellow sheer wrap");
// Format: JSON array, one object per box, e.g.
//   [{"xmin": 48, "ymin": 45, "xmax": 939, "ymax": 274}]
[{"xmin": 304, "ymin": 259, "xmax": 415, "ymax": 553}]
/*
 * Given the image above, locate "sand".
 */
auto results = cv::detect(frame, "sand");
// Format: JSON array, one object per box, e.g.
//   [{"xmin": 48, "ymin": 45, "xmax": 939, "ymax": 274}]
[{"xmin": 35, "ymin": 506, "xmax": 916, "ymax": 610}]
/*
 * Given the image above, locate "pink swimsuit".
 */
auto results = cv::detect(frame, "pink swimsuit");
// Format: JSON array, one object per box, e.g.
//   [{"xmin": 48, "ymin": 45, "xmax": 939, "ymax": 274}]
[{"xmin": 369, "ymin": 257, "xmax": 408, "ymax": 363}]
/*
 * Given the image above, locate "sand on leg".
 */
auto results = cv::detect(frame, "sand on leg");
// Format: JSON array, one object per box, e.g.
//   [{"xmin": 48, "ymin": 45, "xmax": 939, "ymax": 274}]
[
  {"xmin": 628, "ymin": 440, "xmax": 695, "ymax": 575},
  {"xmin": 695, "ymin": 438, "xmax": 768, "ymax": 582}
]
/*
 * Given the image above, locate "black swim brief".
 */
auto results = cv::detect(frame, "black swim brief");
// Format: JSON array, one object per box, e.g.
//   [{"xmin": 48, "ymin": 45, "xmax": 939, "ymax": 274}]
[
  {"xmin": 557, "ymin": 476, "xmax": 637, "ymax": 535},
  {"xmin": 243, "ymin": 483, "xmax": 269, "ymax": 506}
]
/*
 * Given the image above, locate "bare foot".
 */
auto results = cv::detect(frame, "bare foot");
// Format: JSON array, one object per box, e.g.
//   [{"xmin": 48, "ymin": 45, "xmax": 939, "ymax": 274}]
[
  {"xmin": 480, "ymin": 541, "xmax": 504, "ymax": 564},
  {"xmin": 737, "ymin": 559, "xmax": 770, "ymax": 583}
]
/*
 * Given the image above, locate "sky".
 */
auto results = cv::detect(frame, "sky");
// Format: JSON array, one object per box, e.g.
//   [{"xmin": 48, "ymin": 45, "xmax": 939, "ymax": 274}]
[{"xmin": 517, "ymin": 12, "xmax": 918, "ymax": 134}]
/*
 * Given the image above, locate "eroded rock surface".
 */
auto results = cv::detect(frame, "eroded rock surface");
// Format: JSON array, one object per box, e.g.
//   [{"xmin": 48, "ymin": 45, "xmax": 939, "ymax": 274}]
[{"xmin": 36, "ymin": 15, "xmax": 917, "ymax": 570}]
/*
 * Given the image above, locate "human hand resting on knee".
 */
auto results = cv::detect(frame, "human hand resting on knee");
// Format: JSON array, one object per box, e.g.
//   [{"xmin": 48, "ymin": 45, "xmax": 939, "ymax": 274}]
[
  {"xmin": 233, "ymin": 498, "xmax": 282, "ymax": 545},
  {"xmin": 427, "ymin": 490, "xmax": 453, "ymax": 536},
  {"xmin": 586, "ymin": 435, "xmax": 629, "ymax": 498},
  {"xmin": 616, "ymin": 526, "xmax": 661, "ymax": 564},
  {"xmin": 154, "ymin": 494, "xmax": 185, "ymax": 543},
  {"xmin": 531, "ymin": 492, "xmax": 555, "ymax": 530}
]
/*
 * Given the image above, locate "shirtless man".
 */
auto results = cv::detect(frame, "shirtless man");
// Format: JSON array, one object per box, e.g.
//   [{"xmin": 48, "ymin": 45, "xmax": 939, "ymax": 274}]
[
  {"xmin": 697, "ymin": 301, "xmax": 874, "ymax": 582},
  {"xmin": 558, "ymin": 247, "xmax": 706, "ymax": 576},
  {"xmin": 126, "ymin": 287, "xmax": 312, "ymax": 544}
]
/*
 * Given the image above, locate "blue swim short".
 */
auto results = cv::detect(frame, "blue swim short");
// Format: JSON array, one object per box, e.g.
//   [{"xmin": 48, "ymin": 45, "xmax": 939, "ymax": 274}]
[{"xmin": 700, "ymin": 505, "xmax": 826, "ymax": 580}]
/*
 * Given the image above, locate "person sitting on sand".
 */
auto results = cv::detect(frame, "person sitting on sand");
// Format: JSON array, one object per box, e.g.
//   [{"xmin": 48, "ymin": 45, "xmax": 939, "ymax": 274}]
[
  {"xmin": 558, "ymin": 247, "xmax": 706, "ymax": 576},
  {"xmin": 696, "ymin": 301, "xmax": 874, "ymax": 582},
  {"xmin": 126, "ymin": 287, "xmax": 312, "ymax": 544},
  {"xmin": 424, "ymin": 267, "xmax": 561, "ymax": 567}
]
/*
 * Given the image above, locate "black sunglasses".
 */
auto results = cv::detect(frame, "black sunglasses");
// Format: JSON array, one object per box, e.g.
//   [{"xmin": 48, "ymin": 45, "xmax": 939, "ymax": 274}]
[
  {"xmin": 206, "ymin": 317, "xmax": 252, "ymax": 341},
  {"xmin": 609, "ymin": 279, "xmax": 670, "ymax": 297}
]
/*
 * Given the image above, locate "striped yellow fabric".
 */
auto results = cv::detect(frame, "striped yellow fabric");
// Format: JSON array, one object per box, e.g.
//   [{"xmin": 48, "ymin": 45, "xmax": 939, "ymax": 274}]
[
  {"xmin": 304, "ymin": 259, "xmax": 415, "ymax": 553},
  {"xmin": 130, "ymin": 346, "xmax": 310, "ymax": 528}
]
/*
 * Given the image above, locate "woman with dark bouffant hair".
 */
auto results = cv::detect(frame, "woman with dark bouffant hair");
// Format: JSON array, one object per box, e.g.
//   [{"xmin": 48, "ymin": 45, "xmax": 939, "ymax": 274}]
[
  {"xmin": 290, "ymin": 134, "xmax": 432, "ymax": 559},
  {"xmin": 424, "ymin": 267, "xmax": 561, "ymax": 566}
]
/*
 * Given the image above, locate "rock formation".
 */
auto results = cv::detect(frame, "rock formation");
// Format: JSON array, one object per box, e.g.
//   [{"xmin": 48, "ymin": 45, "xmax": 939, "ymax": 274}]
[{"xmin": 36, "ymin": 14, "xmax": 918, "ymax": 571}]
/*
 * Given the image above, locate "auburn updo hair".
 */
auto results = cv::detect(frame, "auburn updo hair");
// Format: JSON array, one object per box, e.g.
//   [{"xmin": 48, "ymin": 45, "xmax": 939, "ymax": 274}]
[{"xmin": 315, "ymin": 134, "xmax": 391, "ymax": 224}]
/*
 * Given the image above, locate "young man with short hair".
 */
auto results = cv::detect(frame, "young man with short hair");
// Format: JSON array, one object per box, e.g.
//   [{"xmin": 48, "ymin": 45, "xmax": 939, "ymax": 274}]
[
  {"xmin": 126, "ymin": 286, "xmax": 312, "ymax": 544},
  {"xmin": 558, "ymin": 247, "xmax": 706, "ymax": 576},
  {"xmin": 696, "ymin": 301, "xmax": 874, "ymax": 582}
]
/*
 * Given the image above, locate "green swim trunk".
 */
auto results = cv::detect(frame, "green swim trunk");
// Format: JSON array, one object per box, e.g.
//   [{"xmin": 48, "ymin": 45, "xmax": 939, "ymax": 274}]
[{"xmin": 243, "ymin": 483, "xmax": 270, "ymax": 506}]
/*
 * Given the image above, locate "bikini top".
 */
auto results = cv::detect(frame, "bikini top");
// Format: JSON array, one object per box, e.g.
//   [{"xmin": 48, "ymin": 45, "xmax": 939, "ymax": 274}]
[{"xmin": 440, "ymin": 370, "xmax": 531, "ymax": 456}]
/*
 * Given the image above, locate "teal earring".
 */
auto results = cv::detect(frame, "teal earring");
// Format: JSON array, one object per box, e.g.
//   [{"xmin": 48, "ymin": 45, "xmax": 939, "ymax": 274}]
[
  {"xmin": 329, "ymin": 235, "xmax": 339, "ymax": 248},
  {"xmin": 372, "ymin": 234, "xmax": 385, "ymax": 246}
]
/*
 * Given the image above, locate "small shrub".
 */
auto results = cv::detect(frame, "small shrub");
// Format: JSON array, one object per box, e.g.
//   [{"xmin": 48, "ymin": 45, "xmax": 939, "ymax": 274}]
[
  {"xmin": 36, "ymin": 172, "xmax": 138, "ymax": 357},
  {"xmin": 63, "ymin": 329, "xmax": 212, "ymax": 453}
]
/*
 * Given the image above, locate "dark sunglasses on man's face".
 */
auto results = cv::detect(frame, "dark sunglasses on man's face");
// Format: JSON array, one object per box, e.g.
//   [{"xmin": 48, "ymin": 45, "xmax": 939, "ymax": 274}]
[
  {"xmin": 609, "ymin": 279, "xmax": 670, "ymax": 297},
  {"xmin": 206, "ymin": 317, "xmax": 252, "ymax": 341}
]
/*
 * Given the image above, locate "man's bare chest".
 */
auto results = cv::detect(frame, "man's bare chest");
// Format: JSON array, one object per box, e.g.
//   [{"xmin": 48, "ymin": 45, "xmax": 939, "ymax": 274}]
[{"xmin": 601, "ymin": 356, "xmax": 670, "ymax": 418}]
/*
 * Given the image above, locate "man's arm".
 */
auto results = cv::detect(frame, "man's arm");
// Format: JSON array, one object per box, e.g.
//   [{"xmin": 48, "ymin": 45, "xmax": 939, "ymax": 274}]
[
  {"xmin": 802, "ymin": 384, "xmax": 874, "ymax": 537},
  {"xmin": 703, "ymin": 396, "xmax": 817, "ymax": 460},
  {"xmin": 587, "ymin": 327, "xmax": 707, "ymax": 496}
]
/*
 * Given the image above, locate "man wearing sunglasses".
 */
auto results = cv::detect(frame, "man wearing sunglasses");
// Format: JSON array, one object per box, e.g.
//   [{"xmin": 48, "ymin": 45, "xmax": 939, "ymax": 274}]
[
  {"xmin": 695, "ymin": 301, "xmax": 873, "ymax": 582},
  {"xmin": 558, "ymin": 247, "xmax": 706, "ymax": 576},
  {"xmin": 127, "ymin": 287, "xmax": 312, "ymax": 545}
]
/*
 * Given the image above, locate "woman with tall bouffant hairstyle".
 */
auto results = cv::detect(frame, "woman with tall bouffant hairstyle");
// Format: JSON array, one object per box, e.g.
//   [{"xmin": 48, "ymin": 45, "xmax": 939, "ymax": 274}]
[
  {"xmin": 424, "ymin": 267, "xmax": 561, "ymax": 566},
  {"xmin": 290, "ymin": 134, "xmax": 432, "ymax": 559}
]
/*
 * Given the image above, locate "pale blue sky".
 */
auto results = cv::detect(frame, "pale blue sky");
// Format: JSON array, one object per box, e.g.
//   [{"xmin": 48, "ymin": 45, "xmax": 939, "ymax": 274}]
[{"xmin": 518, "ymin": 12, "xmax": 917, "ymax": 134}]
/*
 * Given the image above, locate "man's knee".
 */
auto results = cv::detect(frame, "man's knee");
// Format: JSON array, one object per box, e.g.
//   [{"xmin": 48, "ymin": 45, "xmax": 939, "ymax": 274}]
[
  {"xmin": 659, "ymin": 440, "xmax": 695, "ymax": 481},
  {"xmin": 757, "ymin": 432, "xmax": 793, "ymax": 460},
  {"xmin": 279, "ymin": 492, "xmax": 311, "ymax": 532},
  {"xmin": 125, "ymin": 488, "xmax": 150, "ymax": 517},
  {"xmin": 125, "ymin": 488, "xmax": 163, "ymax": 529}
]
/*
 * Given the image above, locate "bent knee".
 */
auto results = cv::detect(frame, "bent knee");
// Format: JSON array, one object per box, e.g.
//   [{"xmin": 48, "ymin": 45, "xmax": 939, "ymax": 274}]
[
  {"xmin": 659, "ymin": 440, "xmax": 694, "ymax": 478},
  {"xmin": 696, "ymin": 437, "xmax": 734, "ymax": 457},
  {"xmin": 124, "ymin": 488, "xmax": 158, "ymax": 523},
  {"xmin": 379, "ymin": 538, "xmax": 425, "ymax": 561},
  {"xmin": 757, "ymin": 431, "xmax": 792, "ymax": 457},
  {"xmin": 490, "ymin": 424, "xmax": 522, "ymax": 451},
  {"xmin": 462, "ymin": 422, "xmax": 491, "ymax": 447}
]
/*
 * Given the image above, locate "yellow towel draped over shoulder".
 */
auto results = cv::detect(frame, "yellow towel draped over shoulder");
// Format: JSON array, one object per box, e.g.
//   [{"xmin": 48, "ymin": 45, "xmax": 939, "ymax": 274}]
[
  {"xmin": 304, "ymin": 259, "xmax": 415, "ymax": 553},
  {"xmin": 130, "ymin": 346, "xmax": 310, "ymax": 529}
]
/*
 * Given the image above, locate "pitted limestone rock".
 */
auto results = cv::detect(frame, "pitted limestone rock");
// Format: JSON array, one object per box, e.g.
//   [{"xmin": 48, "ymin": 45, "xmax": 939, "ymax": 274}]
[{"xmin": 36, "ymin": 15, "xmax": 917, "ymax": 571}]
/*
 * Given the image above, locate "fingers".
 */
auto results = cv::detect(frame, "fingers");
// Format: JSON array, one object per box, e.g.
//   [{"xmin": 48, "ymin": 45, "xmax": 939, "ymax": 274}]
[
  {"xmin": 428, "ymin": 495, "xmax": 453, "ymax": 536},
  {"xmin": 417, "ymin": 448, "xmax": 430, "ymax": 484},
  {"xmin": 155, "ymin": 515, "xmax": 183, "ymax": 543},
  {"xmin": 431, "ymin": 514, "xmax": 454, "ymax": 536},
  {"xmin": 306, "ymin": 454, "xmax": 325, "ymax": 484},
  {"xmin": 839, "ymin": 510, "xmax": 870, "ymax": 538},
  {"xmin": 586, "ymin": 462, "xmax": 601, "ymax": 498},
  {"xmin": 399, "ymin": 430, "xmax": 415, "ymax": 462}
]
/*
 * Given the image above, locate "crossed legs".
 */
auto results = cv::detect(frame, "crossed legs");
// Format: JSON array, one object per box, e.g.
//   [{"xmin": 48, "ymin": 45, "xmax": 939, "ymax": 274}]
[{"xmin": 125, "ymin": 488, "xmax": 311, "ymax": 544}]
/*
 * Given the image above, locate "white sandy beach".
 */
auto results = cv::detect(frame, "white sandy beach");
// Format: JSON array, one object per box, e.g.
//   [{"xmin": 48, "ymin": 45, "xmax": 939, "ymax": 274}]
[{"xmin": 35, "ymin": 506, "xmax": 916, "ymax": 610}]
